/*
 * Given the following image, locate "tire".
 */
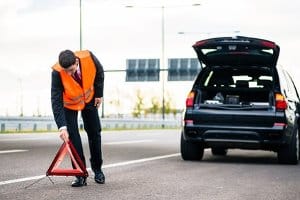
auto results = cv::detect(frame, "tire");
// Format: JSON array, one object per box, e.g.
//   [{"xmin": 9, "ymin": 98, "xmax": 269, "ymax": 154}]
[
  {"xmin": 278, "ymin": 129, "xmax": 299, "ymax": 165},
  {"xmin": 211, "ymin": 148, "xmax": 228, "ymax": 156},
  {"xmin": 180, "ymin": 132, "xmax": 204, "ymax": 161}
]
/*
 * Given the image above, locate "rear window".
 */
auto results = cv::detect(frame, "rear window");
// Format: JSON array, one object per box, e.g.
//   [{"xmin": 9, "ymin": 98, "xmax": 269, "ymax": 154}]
[{"xmin": 200, "ymin": 66, "xmax": 273, "ymax": 89}]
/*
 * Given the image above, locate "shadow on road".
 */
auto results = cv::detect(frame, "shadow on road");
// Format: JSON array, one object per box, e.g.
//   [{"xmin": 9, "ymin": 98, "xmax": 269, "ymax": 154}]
[{"xmin": 185, "ymin": 150, "xmax": 281, "ymax": 165}]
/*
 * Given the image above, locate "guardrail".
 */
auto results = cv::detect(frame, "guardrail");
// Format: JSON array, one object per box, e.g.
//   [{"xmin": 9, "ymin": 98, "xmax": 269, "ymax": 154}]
[{"xmin": 0, "ymin": 116, "xmax": 182, "ymax": 132}]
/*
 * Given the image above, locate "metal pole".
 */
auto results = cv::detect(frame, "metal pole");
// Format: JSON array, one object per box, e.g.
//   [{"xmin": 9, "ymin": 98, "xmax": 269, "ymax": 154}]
[
  {"xmin": 101, "ymin": 98, "xmax": 104, "ymax": 118},
  {"xmin": 18, "ymin": 78, "xmax": 23, "ymax": 117},
  {"xmin": 80, "ymin": 0, "xmax": 82, "ymax": 50},
  {"xmin": 161, "ymin": 6, "xmax": 165, "ymax": 128}
]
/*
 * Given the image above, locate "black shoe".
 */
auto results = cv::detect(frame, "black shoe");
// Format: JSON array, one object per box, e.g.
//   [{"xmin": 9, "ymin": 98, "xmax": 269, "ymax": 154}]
[
  {"xmin": 94, "ymin": 171, "xmax": 105, "ymax": 184},
  {"xmin": 71, "ymin": 177, "xmax": 87, "ymax": 187}
]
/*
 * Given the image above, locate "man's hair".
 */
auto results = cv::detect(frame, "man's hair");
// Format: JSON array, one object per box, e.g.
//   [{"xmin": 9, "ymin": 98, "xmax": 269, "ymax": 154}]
[{"xmin": 58, "ymin": 50, "xmax": 76, "ymax": 68}]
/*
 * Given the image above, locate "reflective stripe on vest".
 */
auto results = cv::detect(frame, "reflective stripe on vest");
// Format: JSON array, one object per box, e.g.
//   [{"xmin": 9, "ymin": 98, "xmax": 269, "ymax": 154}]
[{"xmin": 84, "ymin": 87, "xmax": 93, "ymax": 100}]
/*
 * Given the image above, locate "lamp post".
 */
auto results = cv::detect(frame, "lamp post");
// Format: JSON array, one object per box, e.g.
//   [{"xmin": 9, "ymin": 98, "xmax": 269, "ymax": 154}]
[
  {"xmin": 79, "ymin": 0, "xmax": 105, "ymax": 117},
  {"xmin": 79, "ymin": 0, "xmax": 82, "ymax": 50},
  {"xmin": 18, "ymin": 78, "xmax": 23, "ymax": 117},
  {"xmin": 178, "ymin": 30, "xmax": 240, "ymax": 37},
  {"xmin": 126, "ymin": 3, "xmax": 200, "ymax": 127},
  {"xmin": 161, "ymin": 5, "xmax": 166, "ymax": 127}
]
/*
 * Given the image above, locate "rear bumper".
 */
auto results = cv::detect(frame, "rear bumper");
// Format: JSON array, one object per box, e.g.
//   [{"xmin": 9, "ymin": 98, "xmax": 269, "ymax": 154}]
[{"xmin": 183, "ymin": 124, "xmax": 289, "ymax": 150}]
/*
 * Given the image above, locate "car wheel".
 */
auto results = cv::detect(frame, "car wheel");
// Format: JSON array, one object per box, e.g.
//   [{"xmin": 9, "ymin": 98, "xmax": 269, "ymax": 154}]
[
  {"xmin": 278, "ymin": 129, "xmax": 299, "ymax": 164},
  {"xmin": 180, "ymin": 132, "xmax": 204, "ymax": 161},
  {"xmin": 211, "ymin": 148, "xmax": 228, "ymax": 156}
]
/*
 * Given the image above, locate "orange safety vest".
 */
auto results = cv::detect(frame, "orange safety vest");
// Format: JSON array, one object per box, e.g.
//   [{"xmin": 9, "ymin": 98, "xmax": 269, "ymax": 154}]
[{"xmin": 52, "ymin": 50, "xmax": 96, "ymax": 110}]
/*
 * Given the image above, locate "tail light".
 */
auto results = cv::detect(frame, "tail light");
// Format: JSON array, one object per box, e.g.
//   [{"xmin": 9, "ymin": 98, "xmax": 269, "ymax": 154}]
[
  {"xmin": 273, "ymin": 123, "xmax": 287, "ymax": 127},
  {"xmin": 260, "ymin": 41, "xmax": 276, "ymax": 49},
  {"xmin": 186, "ymin": 91, "xmax": 195, "ymax": 108},
  {"xmin": 194, "ymin": 40, "xmax": 208, "ymax": 47},
  {"xmin": 275, "ymin": 93, "xmax": 287, "ymax": 110},
  {"xmin": 184, "ymin": 120, "xmax": 194, "ymax": 126}
]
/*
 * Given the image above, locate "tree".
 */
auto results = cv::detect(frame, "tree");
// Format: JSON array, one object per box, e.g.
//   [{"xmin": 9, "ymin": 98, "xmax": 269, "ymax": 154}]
[
  {"xmin": 164, "ymin": 94, "xmax": 178, "ymax": 117},
  {"xmin": 164, "ymin": 95, "xmax": 174, "ymax": 114},
  {"xmin": 148, "ymin": 97, "xmax": 160, "ymax": 114},
  {"xmin": 132, "ymin": 90, "xmax": 144, "ymax": 118}
]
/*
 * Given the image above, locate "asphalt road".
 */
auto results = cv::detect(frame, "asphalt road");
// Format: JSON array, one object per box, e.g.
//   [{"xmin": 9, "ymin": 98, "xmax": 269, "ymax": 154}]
[{"xmin": 0, "ymin": 129, "xmax": 300, "ymax": 200}]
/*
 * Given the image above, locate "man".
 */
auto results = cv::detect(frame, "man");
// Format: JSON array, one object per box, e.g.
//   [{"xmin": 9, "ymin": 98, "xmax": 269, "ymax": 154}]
[{"xmin": 51, "ymin": 49, "xmax": 105, "ymax": 187}]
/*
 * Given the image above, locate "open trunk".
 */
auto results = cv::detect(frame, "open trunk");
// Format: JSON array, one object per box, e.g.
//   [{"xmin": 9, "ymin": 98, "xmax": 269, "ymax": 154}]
[
  {"xmin": 191, "ymin": 64, "xmax": 276, "ymax": 110},
  {"xmin": 195, "ymin": 86, "xmax": 274, "ymax": 110},
  {"xmin": 189, "ymin": 86, "xmax": 277, "ymax": 127}
]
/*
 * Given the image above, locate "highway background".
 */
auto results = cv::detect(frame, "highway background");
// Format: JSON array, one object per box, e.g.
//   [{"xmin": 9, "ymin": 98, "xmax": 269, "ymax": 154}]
[
  {"xmin": 1, "ymin": 0, "xmax": 300, "ymax": 117},
  {"xmin": 1, "ymin": 129, "xmax": 300, "ymax": 200},
  {"xmin": 0, "ymin": 116, "xmax": 181, "ymax": 132},
  {"xmin": 1, "ymin": 1, "xmax": 300, "ymax": 199}
]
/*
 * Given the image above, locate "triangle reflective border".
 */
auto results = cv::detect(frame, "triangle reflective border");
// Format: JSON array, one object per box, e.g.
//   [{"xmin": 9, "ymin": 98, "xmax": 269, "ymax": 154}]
[{"xmin": 46, "ymin": 140, "xmax": 88, "ymax": 177}]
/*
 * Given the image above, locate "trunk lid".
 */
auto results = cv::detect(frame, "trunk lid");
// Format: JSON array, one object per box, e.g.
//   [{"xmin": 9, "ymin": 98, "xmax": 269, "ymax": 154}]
[{"xmin": 193, "ymin": 36, "xmax": 280, "ymax": 67}]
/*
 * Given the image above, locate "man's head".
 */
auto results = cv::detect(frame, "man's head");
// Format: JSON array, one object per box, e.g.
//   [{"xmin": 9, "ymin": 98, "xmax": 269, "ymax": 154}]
[
  {"xmin": 59, "ymin": 50, "xmax": 76, "ymax": 68},
  {"xmin": 58, "ymin": 50, "xmax": 79, "ymax": 75}
]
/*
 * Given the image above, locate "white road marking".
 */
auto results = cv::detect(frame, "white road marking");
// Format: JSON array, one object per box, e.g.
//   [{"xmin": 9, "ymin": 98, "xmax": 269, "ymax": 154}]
[
  {"xmin": 101, "ymin": 153, "xmax": 179, "ymax": 168},
  {"xmin": 0, "ymin": 137, "xmax": 53, "ymax": 142},
  {"xmin": 0, "ymin": 175, "xmax": 45, "ymax": 186},
  {"xmin": 0, "ymin": 153, "xmax": 180, "ymax": 186},
  {"xmin": 104, "ymin": 140, "xmax": 153, "ymax": 145},
  {"xmin": 0, "ymin": 149, "xmax": 28, "ymax": 154}
]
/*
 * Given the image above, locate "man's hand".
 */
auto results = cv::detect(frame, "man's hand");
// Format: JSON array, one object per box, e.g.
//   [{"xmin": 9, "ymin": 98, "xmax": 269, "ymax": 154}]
[
  {"xmin": 94, "ymin": 97, "xmax": 103, "ymax": 109},
  {"xmin": 59, "ymin": 128, "xmax": 69, "ymax": 142}
]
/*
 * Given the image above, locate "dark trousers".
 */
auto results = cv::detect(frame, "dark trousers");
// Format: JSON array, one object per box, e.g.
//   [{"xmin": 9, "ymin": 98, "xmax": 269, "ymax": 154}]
[{"xmin": 64, "ymin": 101, "xmax": 103, "ymax": 173}]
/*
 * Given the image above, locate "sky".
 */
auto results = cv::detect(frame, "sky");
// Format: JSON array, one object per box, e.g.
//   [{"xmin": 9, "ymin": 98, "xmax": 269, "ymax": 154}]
[{"xmin": 0, "ymin": 0, "xmax": 300, "ymax": 116}]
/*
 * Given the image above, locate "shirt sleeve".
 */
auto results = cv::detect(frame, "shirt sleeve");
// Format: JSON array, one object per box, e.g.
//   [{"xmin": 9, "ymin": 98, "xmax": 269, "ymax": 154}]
[
  {"xmin": 90, "ymin": 51, "xmax": 104, "ymax": 98},
  {"xmin": 51, "ymin": 70, "xmax": 67, "ymax": 129}
]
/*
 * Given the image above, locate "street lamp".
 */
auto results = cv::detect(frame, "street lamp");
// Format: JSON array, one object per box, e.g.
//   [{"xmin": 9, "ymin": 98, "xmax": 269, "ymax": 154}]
[
  {"xmin": 79, "ymin": 0, "xmax": 82, "ymax": 50},
  {"xmin": 161, "ymin": 5, "xmax": 166, "ymax": 127},
  {"xmin": 126, "ymin": 3, "xmax": 200, "ymax": 127},
  {"xmin": 178, "ymin": 30, "xmax": 240, "ymax": 37},
  {"xmin": 18, "ymin": 78, "xmax": 23, "ymax": 117},
  {"xmin": 79, "ymin": 0, "xmax": 105, "ymax": 118}
]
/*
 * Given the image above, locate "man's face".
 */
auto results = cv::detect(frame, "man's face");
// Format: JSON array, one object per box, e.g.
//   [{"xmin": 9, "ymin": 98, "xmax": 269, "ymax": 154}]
[{"xmin": 64, "ymin": 58, "xmax": 78, "ymax": 76}]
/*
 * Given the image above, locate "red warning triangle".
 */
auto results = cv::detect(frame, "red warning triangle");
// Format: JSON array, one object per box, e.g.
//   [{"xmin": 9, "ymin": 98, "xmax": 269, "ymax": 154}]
[{"xmin": 46, "ymin": 140, "xmax": 88, "ymax": 177}]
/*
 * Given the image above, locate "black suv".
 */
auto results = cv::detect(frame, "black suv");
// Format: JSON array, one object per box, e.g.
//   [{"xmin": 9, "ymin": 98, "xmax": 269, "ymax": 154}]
[{"xmin": 181, "ymin": 36, "xmax": 300, "ymax": 164}]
